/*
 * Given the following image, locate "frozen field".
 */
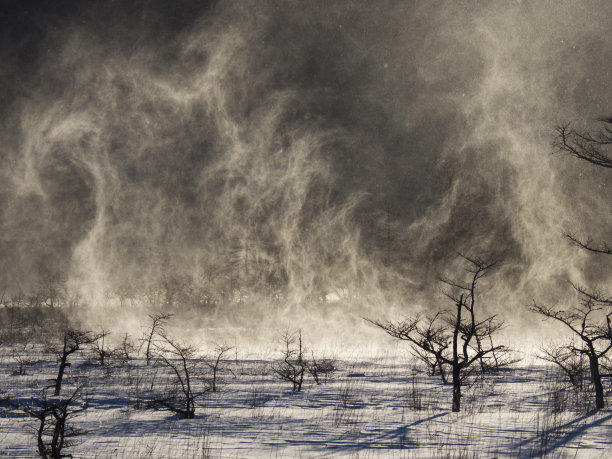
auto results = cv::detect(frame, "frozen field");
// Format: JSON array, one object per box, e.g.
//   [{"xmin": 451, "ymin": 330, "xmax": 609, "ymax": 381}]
[{"xmin": 1, "ymin": 344, "xmax": 612, "ymax": 458}]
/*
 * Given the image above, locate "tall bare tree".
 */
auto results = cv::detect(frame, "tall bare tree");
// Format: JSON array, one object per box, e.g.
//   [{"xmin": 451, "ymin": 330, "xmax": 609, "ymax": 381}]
[
  {"xmin": 531, "ymin": 298, "xmax": 612, "ymax": 409},
  {"xmin": 539, "ymin": 116, "xmax": 612, "ymax": 409},
  {"xmin": 51, "ymin": 330, "xmax": 96, "ymax": 396},
  {"xmin": 367, "ymin": 254, "xmax": 515, "ymax": 412},
  {"xmin": 140, "ymin": 313, "xmax": 172, "ymax": 366}
]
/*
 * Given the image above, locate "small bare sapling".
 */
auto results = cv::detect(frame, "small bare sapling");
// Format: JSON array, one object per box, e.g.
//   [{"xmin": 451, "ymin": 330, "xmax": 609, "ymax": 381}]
[
  {"xmin": 271, "ymin": 329, "xmax": 306, "ymax": 392},
  {"xmin": 89, "ymin": 328, "xmax": 111, "ymax": 366},
  {"xmin": 140, "ymin": 313, "xmax": 173, "ymax": 366},
  {"xmin": 205, "ymin": 344, "xmax": 234, "ymax": 392}
]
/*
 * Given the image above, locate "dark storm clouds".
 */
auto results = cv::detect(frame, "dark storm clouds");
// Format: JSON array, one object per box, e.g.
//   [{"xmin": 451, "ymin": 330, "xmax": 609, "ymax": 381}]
[{"xmin": 0, "ymin": 1, "xmax": 610, "ymax": 331}]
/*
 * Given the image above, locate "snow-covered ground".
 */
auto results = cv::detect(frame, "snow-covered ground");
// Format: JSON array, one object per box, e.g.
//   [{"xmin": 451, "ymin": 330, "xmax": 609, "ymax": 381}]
[{"xmin": 1, "ymin": 345, "xmax": 612, "ymax": 458}]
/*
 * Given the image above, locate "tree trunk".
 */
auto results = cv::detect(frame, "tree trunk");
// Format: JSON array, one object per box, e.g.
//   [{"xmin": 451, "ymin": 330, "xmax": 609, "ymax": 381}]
[
  {"xmin": 99, "ymin": 332, "xmax": 105, "ymax": 366},
  {"xmin": 55, "ymin": 338, "xmax": 67, "ymax": 396},
  {"xmin": 146, "ymin": 332, "xmax": 153, "ymax": 366},
  {"xmin": 589, "ymin": 353, "xmax": 604, "ymax": 410},
  {"xmin": 438, "ymin": 359, "xmax": 448, "ymax": 384},
  {"xmin": 452, "ymin": 296, "xmax": 463, "ymax": 412},
  {"xmin": 36, "ymin": 414, "xmax": 47, "ymax": 458},
  {"xmin": 452, "ymin": 363, "xmax": 461, "ymax": 412},
  {"xmin": 52, "ymin": 412, "xmax": 66, "ymax": 459}
]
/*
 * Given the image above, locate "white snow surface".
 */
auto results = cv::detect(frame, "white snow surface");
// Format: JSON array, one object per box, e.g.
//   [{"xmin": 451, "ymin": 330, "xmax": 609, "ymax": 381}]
[{"xmin": 1, "ymin": 347, "xmax": 612, "ymax": 458}]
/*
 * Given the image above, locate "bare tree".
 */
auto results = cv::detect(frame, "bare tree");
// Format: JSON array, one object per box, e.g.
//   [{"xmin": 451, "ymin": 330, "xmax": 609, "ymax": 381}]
[
  {"xmin": 148, "ymin": 334, "xmax": 206, "ymax": 419},
  {"xmin": 22, "ymin": 387, "xmax": 88, "ymax": 459},
  {"xmin": 140, "ymin": 313, "xmax": 172, "ymax": 366},
  {"xmin": 367, "ymin": 254, "xmax": 515, "ymax": 412},
  {"xmin": 11, "ymin": 332, "xmax": 37, "ymax": 375},
  {"xmin": 539, "ymin": 342, "xmax": 587, "ymax": 388},
  {"xmin": 116, "ymin": 333, "xmax": 136, "ymax": 365},
  {"xmin": 554, "ymin": 117, "xmax": 611, "ymax": 297},
  {"xmin": 531, "ymin": 298, "xmax": 612, "ymax": 409},
  {"xmin": 541, "ymin": 116, "xmax": 612, "ymax": 409},
  {"xmin": 205, "ymin": 344, "xmax": 234, "ymax": 392},
  {"xmin": 307, "ymin": 352, "xmax": 336, "ymax": 385},
  {"xmin": 90, "ymin": 328, "xmax": 111, "ymax": 366},
  {"xmin": 271, "ymin": 329, "xmax": 306, "ymax": 392},
  {"xmin": 51, "ymin": 330, "xmax": 96, "ymax": 396}
]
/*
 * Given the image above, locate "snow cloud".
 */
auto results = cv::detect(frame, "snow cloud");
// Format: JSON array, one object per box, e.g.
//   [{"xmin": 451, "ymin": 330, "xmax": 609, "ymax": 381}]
[{"xmin": 1, "ymin": 0, "xmax": 610, "ymax": 343}]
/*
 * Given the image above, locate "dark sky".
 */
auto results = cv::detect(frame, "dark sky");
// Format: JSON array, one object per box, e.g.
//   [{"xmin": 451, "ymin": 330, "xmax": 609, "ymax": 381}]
[{"xmin": 0, "ymin": 0, "xmax": 610, "ymax": 340}]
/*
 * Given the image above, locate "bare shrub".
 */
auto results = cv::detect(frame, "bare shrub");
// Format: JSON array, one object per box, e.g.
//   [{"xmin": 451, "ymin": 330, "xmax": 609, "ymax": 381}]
[
  {"xmin": 307, "ymin": 352, "xmax": 336, "ymax": 385},
  {"xmin": 116, "ymin": 333, "xmax": 137, "ymax": 366},
  {"xmin": 11, "ymin": 336, "xmax": 37, "ymax": 376},
  {"xmin": 271, "ymin": 329, "xmax": 306, "ymax": 392},
  {"xmin": 539, "ymin": 342, "xmax": 587, "ymax": 388},
  {"xmin": 147, "ymin": 334, "xmax": 207, "ymax": 419},
  {"xmin": 22, "ymin": 386, "xmax": 88, "ymax": 459},
  {"xmin": 89, "ymin": 328, "xmax": 112, "ymax": 367},
  {"xmin": 140, "ymin": 313, "xmax": 172, "ymax": 366},
  {"xmin": 204, "ymin": 344, "xmax": 234, "ymax": 392}
]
